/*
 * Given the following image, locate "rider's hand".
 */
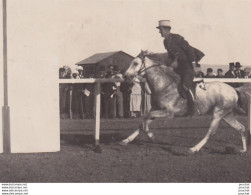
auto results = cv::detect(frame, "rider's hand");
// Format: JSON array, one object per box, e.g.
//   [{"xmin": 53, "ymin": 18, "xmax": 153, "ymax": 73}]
[{"xmin": 171, "ymin": 59, "xmax": 178, "ymax": 69}]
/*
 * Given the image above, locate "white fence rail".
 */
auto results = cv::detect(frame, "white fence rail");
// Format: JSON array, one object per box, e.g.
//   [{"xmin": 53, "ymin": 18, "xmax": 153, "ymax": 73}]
[{"xmin": 59, "ymin": 78, "xmax": 251, "ymax": 151}]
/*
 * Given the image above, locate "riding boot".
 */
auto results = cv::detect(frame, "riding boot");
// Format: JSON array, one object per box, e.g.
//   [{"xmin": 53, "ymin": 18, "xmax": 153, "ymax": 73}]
[{"xmin": 183, "ymin": 89, "xmax": 195, "ymax": 117}]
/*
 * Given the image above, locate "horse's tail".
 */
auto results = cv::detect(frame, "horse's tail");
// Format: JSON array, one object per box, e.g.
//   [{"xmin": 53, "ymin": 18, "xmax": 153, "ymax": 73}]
[{"xmin": 234, "ymin": 88, "xmax": 248, "ymax": 115}]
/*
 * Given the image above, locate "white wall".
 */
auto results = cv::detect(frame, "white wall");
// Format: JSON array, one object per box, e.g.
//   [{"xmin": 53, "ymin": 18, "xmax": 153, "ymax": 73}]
[
  {"xmin": 0, "ymin": 60, "xmax": 3, "ymax": 153},
  {"xmin": 0, "ymin": 1, "xmax": 61, "ymax": 153}
]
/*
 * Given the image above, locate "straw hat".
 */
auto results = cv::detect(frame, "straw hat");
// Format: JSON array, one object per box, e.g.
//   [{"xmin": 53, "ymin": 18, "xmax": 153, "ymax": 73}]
[{"xmin": 156, "ymin": 20, "xmax": 171, "ymax": 29}]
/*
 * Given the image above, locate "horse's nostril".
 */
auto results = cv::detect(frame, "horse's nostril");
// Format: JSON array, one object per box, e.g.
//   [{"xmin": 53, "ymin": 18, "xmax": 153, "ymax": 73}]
[{"xmin": 124, "ymin": 75, "xmax": 131, "ymax": 81}]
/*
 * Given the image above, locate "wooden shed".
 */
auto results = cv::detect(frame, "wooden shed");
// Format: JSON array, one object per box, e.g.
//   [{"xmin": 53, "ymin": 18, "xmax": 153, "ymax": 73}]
[{"xmin": 76, "ymin": 51, "xmax": 134, "ymax": 77}]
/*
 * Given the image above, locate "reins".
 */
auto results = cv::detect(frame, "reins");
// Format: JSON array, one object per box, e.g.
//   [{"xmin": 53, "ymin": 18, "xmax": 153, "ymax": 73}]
[{"xmin": 136, "ymin": 54, "xmax": 162, "ymax": 75}]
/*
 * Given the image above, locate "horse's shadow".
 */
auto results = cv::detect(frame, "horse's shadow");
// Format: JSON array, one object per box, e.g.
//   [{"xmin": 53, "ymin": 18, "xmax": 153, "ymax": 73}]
[
  {"xmin": 61, "ymin": 133, "xmax": 126, "ymax": 148},
  {"xmin": 60, "ymin": 133, "xmax": 239, "ymax": 156},
  {"xmin": 128, "ymin": 139, "xmax": 192, "ymax": 156}
]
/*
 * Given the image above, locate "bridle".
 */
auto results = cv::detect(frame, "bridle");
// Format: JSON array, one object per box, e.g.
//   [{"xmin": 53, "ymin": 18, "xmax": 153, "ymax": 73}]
[
  {"xmin": 136, "ymin": 53, "xmax": 162, "ymax": 75},
  {"xmin": 136, "ymin": 54, "xmax": 147, "ymax": 75}
]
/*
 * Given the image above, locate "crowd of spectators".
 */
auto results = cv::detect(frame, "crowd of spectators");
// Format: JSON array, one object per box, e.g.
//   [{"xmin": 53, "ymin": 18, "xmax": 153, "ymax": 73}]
[
  {"xmin": 59, "ymin": 62, "xmax": 250, "ymax": 119},
  {"xmin": 59, "ymin": 65, "xmax": 151, "ymax": 119},
  {"xmin": 195, "ymin": 62, "xmax": 251, "ymax": 79}
]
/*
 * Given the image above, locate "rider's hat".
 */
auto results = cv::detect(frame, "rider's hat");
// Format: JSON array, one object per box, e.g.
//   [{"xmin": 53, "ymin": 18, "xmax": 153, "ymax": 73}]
[{"xmin": 156, "ymin": 20, "xmax": 171, "ymax": 29}]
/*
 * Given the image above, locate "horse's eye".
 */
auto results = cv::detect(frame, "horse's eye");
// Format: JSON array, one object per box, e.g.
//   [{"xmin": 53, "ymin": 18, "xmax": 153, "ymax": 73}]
[{"xmin": 133, "ymin": 62, "xmax": 138, "ymax": 66}]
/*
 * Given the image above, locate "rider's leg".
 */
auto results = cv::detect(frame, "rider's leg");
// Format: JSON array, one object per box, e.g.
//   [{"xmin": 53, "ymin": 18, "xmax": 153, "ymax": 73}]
[{"xmin": 181, "ymin": 65, "xmax": 195, "ymax": 116}]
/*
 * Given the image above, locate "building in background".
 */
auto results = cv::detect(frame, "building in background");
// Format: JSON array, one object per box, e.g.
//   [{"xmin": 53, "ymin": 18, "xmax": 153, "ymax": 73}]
[{"xmin": 76, "ymin": 51, "xmax": 134, "ymax": 78}]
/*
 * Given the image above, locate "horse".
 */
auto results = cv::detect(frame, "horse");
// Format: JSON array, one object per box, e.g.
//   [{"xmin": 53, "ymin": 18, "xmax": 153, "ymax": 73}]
[{"xmin": 120, "ymin": 50, "xmax": 247, "ymax": 154}]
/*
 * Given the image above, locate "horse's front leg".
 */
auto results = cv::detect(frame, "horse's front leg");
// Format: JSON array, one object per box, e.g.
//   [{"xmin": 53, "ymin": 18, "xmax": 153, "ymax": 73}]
[
  {"xmin": 120, "ymin": 109, "xmax": 172, "ymax": 145},
  {"xmin": 143, "ymin": 109, "xmax": 173, "ymax": 141},
  {"xmin": 119, "ymin": 112, "xmax": 154, "ymax": 146}
]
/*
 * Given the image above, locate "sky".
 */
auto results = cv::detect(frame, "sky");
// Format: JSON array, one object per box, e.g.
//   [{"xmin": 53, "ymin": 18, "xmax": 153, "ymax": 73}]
[{"xmin": 2, "ymin": 0, "xmax": 251, "ymax": 67}]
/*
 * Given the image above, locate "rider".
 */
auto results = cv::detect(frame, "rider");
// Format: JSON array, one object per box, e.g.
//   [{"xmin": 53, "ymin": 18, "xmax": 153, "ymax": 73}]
[{"xmin": 157, "ymin": 20, "xmax": 205, "ymax": 116}]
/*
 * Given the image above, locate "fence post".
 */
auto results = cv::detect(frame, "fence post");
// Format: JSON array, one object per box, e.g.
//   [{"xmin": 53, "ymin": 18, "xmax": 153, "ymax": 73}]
[
  {"xmin": 69, "ymin": 90, "xmax": 73, "ymax": 120},
  {"xmin": 94, "ymin": 82, "xmax": 101, "ymax": 153}
]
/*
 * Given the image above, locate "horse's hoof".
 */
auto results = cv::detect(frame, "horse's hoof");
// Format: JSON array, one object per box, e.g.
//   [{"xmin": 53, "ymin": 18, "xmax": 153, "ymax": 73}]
[
  {"xmin": 240, "ymin": 149, "xmax": 247, "ymax": 154},
  {"xmin": 187, "ymin": 148, "xmax": 196, "ymax": 154},
  {"xmin": 146, "ymin": 132, "xmax": 155, "ymax": 142},
  {"xmin": 93, "ymin": 145, "xmax": 102, "ymax": 153},
  {"xmin": 119, "ymin": 140, "xmax": 128, "ymax": 146}
]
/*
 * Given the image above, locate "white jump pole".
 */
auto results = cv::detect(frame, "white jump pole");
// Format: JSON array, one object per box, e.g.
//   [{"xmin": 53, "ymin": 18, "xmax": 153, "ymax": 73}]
[{"xmin": 94, "ymin": 82, "xmax": 101, "ymax": 152}]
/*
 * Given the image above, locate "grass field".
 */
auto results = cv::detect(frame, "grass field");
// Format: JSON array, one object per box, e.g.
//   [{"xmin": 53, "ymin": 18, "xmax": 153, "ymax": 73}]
[{"xmin": 0, "ymin": 116, "xmax": 250, "ymax": 183}]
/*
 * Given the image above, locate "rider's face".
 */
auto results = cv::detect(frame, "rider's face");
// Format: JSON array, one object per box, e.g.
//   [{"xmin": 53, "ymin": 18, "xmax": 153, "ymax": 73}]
[{"xmin": 159, "ymin": 27, "xmax": 170, "ymax": 38}]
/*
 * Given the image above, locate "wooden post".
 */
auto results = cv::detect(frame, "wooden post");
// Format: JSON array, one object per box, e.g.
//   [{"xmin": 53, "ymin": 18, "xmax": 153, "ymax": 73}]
[
  {"xmin": 2, "ymin": 0, "xmax": 11, "ymax": 153},
  {"xmin": 94, "ymin": 82, "xmax": 101, "ymax": 153},
  {"xmin": 69, "ymin": 90, "xmax": 72, "ymax": 120},
  {"xmin": 80, "ymin": 92, "xmax": 84, "ymax": 119}
]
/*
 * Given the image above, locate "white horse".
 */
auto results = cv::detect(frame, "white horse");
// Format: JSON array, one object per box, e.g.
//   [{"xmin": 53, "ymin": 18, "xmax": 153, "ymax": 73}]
[{"xmin": 120, "ymin": 51, "xmax": 247, "ymax": 153}]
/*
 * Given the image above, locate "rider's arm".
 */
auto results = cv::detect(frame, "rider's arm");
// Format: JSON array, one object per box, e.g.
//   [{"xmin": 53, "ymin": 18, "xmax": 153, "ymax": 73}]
[{"xmin": 176, "ymin": 35, "xmax": 196, "ymax": 63}]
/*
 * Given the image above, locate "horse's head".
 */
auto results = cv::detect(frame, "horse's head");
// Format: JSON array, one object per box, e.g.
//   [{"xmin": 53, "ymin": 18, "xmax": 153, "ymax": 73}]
[
  {"xmin": 124, "ymin": 50, "xmax": 171, "ymax": 81},
  {"xmin": 124, "ymin": 50, "xmax": 148, "ymax": 81}
]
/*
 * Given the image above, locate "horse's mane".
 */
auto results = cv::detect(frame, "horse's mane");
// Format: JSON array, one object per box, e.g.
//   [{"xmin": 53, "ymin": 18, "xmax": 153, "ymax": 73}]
[
  {"xmin": 138, "ymin": 50, "xmax": 171, "ymax": 65},
  {"xmin": 139, "ymin": 50, "xmax": 180, "ymax": 84}
]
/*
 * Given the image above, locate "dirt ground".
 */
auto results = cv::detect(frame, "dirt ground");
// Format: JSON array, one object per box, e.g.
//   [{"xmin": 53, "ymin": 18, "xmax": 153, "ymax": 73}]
[{"xmin": 0, "ymin": 116, "xmax": 250, "ymax": 183}]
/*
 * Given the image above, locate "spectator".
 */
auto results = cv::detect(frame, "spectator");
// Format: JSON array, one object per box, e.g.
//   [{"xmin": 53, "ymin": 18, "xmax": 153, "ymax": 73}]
[
  {"xmin": 97, "ymin": 67, "xmax": 107, "ymax": 118},
  {"xmin": 71, "ymin": 69, "xmax": 80, "ymax": 79},
  {"xmin": 235, "ymin": 62, "xmax": 245, "ymax": 78},
  {"xmin": 130, "ymin": 77, "xmax": 142, "ymax": 118},
  {"xmin": 216, "ymin": 68, "xmax": 224, "ymax": 78},
  {"xmin": 143, "ymin": 82, "xmax": 152, "ymax": 115},
  {"xmin": 244, "ymin": 68, "xmax": 251, "ymax": 78},
  {"xmin": 120, "ymin": 80, "xmax": 132, "ymax": 118},
  {"xmin": 72, "ymin": 83, "xmax": 84, "ymax": 119},
  {"xmin": 107, "ymin": 65, "xmax": 115, "ymax": 77},
  {"xmin": 59, "ymin": 67, "xmax": 66, "ymax": 79},
  {"xmin": 60, "ymin": 66, "xmax": 72, "ymax": 119},
  {"xmin": 225, "ymin": 62, "xmax": 236, "ymax": 78},
  {"xmin": 97, "ymin": 66, "xmax": 106, "ymax": 78},
  {"xmin": 64, "ymin": 66, "xmax": 72, "ymax": 79},
  {"xmin": 101, "ymin": 73, "xmax": 116, "ymax": 118},
  {"xmin": 112, "ymin": 66, "xmax": 124, "ymax": 118},
  {"xmin": 234, "ymin": 62, "xmax": 245, "ymax": 87},
  {"xmin": 194, "ymin": 64, "xmax": 204, "ymax": 78},
  {"xmin": 71, "ymin": 67, "xmax": 83, "ymax": 119},
  {"xmin": 82, "ymin": 83, "xmax": 94, "ymax": 119},
  {"xmin": 77, "ymin": 66, "xmax": 84, "ymax": 78},
  {"xmin": 204, "ymin": 68, "xmax": 215, "ymax": 78},
  {"xmin": 225, "ymin": 62, "xmax": 237, "ymax": 87}
]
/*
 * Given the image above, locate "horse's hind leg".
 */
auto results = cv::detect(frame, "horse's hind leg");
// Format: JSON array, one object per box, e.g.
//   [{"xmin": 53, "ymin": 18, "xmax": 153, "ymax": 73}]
[
  {"xmin": 189, "ymin": 108, "xmax": 226, "ymax": 153},
  {"xmin": 223, "ymin": 113, "xmax": 247, "ymax": 153}
]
